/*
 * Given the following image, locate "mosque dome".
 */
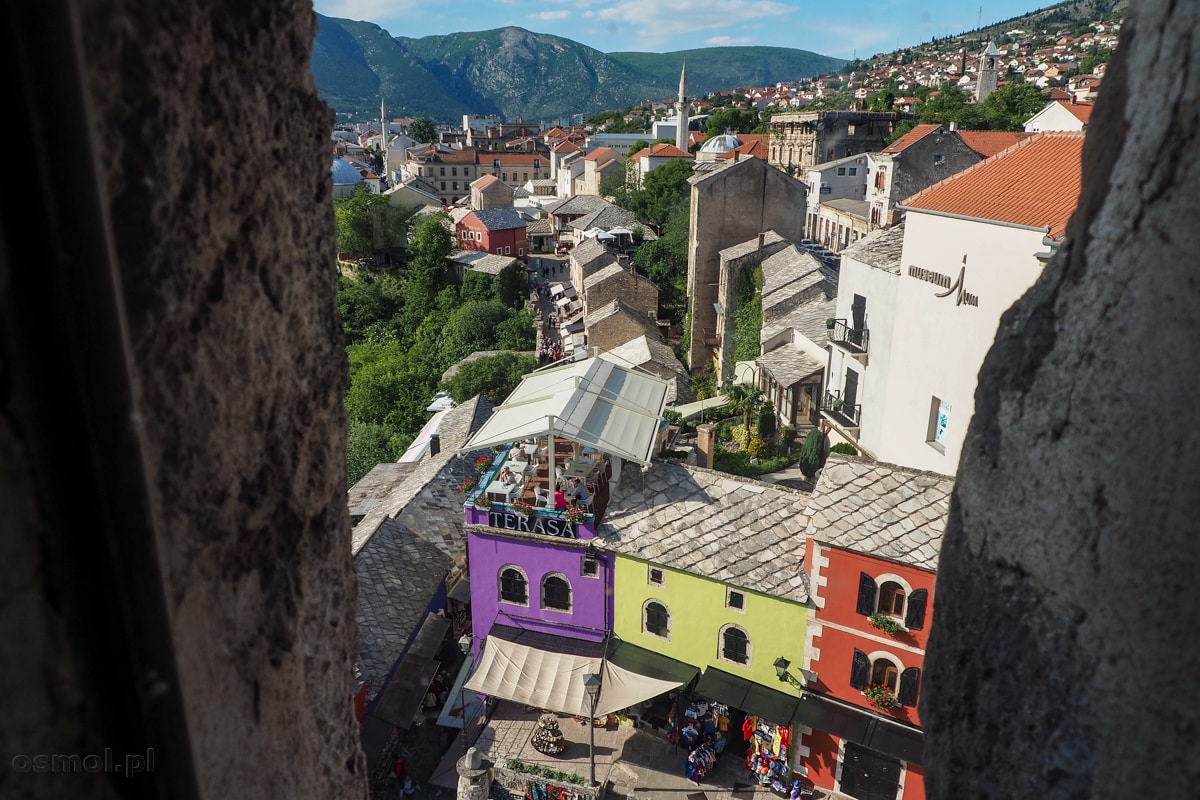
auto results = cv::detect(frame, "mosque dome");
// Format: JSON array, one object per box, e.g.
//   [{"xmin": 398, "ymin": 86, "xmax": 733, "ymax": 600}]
[
  {"xmin": 331, "ymin": 158, "xmax": 363, "ymax": 186},
  {"xmin": 699, "ymin": 132, "xmax": 742, "ymax": 154}
]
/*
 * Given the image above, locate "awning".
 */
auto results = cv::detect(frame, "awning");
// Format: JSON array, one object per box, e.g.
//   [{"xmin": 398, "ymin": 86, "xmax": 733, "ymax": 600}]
[
  {"xmin": 448, "ymin": 575, "xmax": 471, "ymax": 604},
  {"xmin": 695, "ymin": 667, "xmax": 799, "ymax": 726},
  {"xmin": 792, "ymin": 692, "xmax": 924, "ymax": 765},
  {"xmin": 464, "ymin": 633, "xmax": 683, "ymax": 717},
  {"xmin": 456, "ymin": 356, "xmax": 669, "ymax": 466},
  {"xmin": 369, "ymin": 611, "xmax": 449, "ymax": 727},
  {"xmin": 608, "ymin": 640, "xmax": 699, "ymax": 686}
]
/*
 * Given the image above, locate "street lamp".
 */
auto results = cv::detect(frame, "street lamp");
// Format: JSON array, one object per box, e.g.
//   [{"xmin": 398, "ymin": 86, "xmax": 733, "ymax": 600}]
[{"xmin": 582, "ymin": 672, "xmax": 602, "ymax": 787}]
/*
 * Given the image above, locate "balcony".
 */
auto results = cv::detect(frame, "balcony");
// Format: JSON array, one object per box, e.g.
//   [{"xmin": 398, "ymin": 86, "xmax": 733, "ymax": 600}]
[
  {"xmin": 829, "ymin": 319, "xmax": 869, "ymax": 359},
  {"xmin": 821, "ymin": 389, "xmax": 862, "ymax": 432},
  {"xmin": 702, "ymin": 329, "xmax": 722, "ymax": 348}
]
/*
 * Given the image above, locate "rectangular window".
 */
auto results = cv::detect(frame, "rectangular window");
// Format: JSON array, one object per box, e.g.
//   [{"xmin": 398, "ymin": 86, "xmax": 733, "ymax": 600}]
[
  {"xmin": 837, "ymin": 167, "xmax": 846, "ymax": 176},
  {"xmin": 475, "ymin": 232, "xmax": 481, "ymax": 241},
  {"xmin": 452, "ymin": 182, "xmax": 459, "ymax": 190},
  {"xmin": 505, "ymin": 245, "xmax": 511, "ymax": 255},
  {"xmin": 581, "ymin": 557, "xmax": 599, "ymax": 578},
  {"xmin": 440, "ymin": 167, "xmax": 445, "ymax": 176},
  {"xmin": 523, "ymin": 173, "xmax": 528, "ymax": 182},
  {"xmin": 648, "ymin": 567, "xmax": 664, "ymax": 586},
  {"xmin": 496, "ymin": 247, "xmax": 503, "ymax": 255},
  {"xmin": 848, "ymin": 167, "xmax": 857, "ymax": 175},
  {"xmin": 518, "ymin": 248, "xmax": 524, "ymax": 256},
  {"xmin": 727, "ymin": 589, "xmax": 745, "ymax": 611},
  {"xmin": 440, "ymin": 182, "xmax": 446, "ymax": 190},
  {"xmin": 502, "ymin": 173, "xmax": 508, "ymax": 182},
  {"xmin": 927, "ymin": 396, "xmax": 951, "ymax": 453},
  {"xmin": 452, "ymin": 167, "xmax": 457, "ymax": 176}
]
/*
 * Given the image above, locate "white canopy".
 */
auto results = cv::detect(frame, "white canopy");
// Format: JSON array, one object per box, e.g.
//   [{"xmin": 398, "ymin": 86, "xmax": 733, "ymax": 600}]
[
  {"xmin": 457, "ymin": 356, "xmax": 669, "ymax": 465},
  {"xmin": 608, "ymin": 227, "xmax": 633, "ymax": 236},
  {"xmin": 463, "ymin": 636, "xmax": 682, "ymax": 717}
]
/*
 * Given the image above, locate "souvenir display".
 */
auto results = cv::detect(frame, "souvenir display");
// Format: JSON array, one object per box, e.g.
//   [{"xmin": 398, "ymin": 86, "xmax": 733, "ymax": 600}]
[
  {"xmin": 743, "ymin": 715, "xmax": 792, "ymax": 785},
  {"xmin": 531, "ymin": 714, "xmax": 566, "ymax": 755}
]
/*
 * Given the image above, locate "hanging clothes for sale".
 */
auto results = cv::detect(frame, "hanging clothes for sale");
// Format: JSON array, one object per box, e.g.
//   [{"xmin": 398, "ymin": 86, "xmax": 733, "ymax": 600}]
[
  {"xmin": 743, "ymin": 716, "xmax": 792, "ymax": 778},
  {"xmin": 685, "ymin": 742, "xmax": 716, "ymax": 783}
]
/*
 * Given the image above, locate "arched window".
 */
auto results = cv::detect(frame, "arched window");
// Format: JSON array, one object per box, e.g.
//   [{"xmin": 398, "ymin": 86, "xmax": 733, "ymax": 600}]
[
  {"xmin": 877, "ymin": 581, "xmax": 906, "ymax": 617},
  {"xmin": 644, "ymin": 600, "xmax": 670, "ymax": 638},
  {"xmin": 541, "ymin": 574, "xmax": 572, "ymax": 612},
  {"xmin": 871, "ymin": 658, "xmax": 899, "ymax": 692},
  {"xmin": 499, "ymin": 567, "xmax": 527, "ymax": 605},
  {"xmin": 719, "ymin": 624, "xmax": 750, "ymax": 666}
]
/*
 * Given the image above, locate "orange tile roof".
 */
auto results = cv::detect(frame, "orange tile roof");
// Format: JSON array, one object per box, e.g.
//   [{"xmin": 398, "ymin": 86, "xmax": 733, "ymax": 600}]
[
  {"xmin": 1058, "ymin": 100, "xmax": 1094, "ymax": 124},
  {"xmin": 717, "ymin": 139, "xmax": 768, "ymax": 160},
  {"xmin": 957, "ymin": 130, "xmax": 1036, "ymax": 158},
  {"xmin": 883, "ymin": 124, "xmax": 942, "ymax": 154},
  {"xmin": 552, "ymin": 141, "xmax": 582, "ymax": 153},
  {"xmin": 585, "ymin": 147, "xmax": 620, "ymax": 161},
  {"xmin": 631, "ymin": 143, "xmax": 692, "ymax": 159},
  {"xmin": 901, "ymin": 132, "xmax": 1085, "ymax": 239},
  {"xmin": 471, "ymin": 174, "xmax": 500, "ymax": 188}
]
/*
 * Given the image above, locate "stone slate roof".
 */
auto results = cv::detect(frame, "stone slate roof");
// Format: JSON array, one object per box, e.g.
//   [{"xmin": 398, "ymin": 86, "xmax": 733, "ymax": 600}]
[
  {"xmin": 718, "ymin": 230, "xmax": 788, "ymax": 262},
  {"xmin": 348, "ymin": 463, "xmax": 417, "ymax": 519},
  {"xmin": 544, "ymin": 194, "xmax": 611, "ymax": 218},
  {"xmin": 804, "ymin": 455, "xmax": 954, "ymax": 572},
  {"xmin": 601, "ymin": 335, "xmax": 692, "ymax": 404},
  {"xmin": 596, "ymin": 462, "xmax": 812, "ymax": 604},
  {"xmin": 355, "ymin": 518, "xmax": 452, "ymax": 703},
  {"xmin": 471, "ymin": 207, "xmax": 527, "ymax": 232},
  {"xmin": 350, "ymin": 395, "xmax": 493, "ymax": 559},
  {"xmin": 756, "ymin": 346, "xmax": 824, "ymax": 389},
  {"xmin": 524, "ymin": 218, "xmax": 554, "ymax": 236},
  {"xmin": 822, "ymin": 198, "xmax": 870, "ymax": 219},
  {"xmin": 449, "ymin": 249, "xmax": 518, "ymax": 274},
  {"xmin": 572, "ymin": 238, "xmax": 618, "ymax": 276},
  {"xmin": 760, "ymin": 245, "xmax": 837, "ymax": 346},
  {"xmin": 584, "ymin": 298, "xmax": 657, "ymax": 335},
  {"xmin": 584, "ymin": 262, "xmax": 657, "ymax": 295},
  {"xmin": 570, "ymin": 205, "xmax": 643, "ymax": 233},
  {"xmin": 840, "ymin": 225, "xmax": 905, "ymax": 275}
]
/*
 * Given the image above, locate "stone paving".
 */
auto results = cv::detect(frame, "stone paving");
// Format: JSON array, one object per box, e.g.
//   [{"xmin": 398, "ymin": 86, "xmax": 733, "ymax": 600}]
[{"xmin": 424, "ymin": 702, "xmax": 854, "ymax": 800}]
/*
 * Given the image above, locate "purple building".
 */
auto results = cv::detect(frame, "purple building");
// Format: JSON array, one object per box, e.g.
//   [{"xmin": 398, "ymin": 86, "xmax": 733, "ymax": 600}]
[{"xmin": 468, "ymin": 529, "xmax": 613, "ymax": 647}]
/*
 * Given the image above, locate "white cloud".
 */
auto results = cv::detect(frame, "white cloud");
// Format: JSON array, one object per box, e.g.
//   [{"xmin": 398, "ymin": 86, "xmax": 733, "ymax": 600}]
[
  {"xmin": 530, "ymin": 10, "xmax": 572, "ymax": 22},
  {"xmin": 317, "ymin": 0, "xmax": 410, "ymax": 22},
  {"xmin": 705, "ymin": 35, "xmax": 753, "ymax": 46},
  {"xmin": 583, "ymin": 0, "xmax": 794, "ymax": 39}
]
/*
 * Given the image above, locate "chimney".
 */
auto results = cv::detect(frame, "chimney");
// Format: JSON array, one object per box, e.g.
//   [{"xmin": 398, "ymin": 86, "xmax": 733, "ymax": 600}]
[
  {"xmin": 948, "ymin": 120, "xmax": 958, "ymax": 132},
  {"xmin": 696, "ymin": 424, "xmax": 716, "ymax": 469},
  {"xmin": 758, "ymin": 232, "xmax": 765, "ymax": 249},
  {"xmin": 429, "ymin": 433, "xmax": 440, "ymax": 457}
]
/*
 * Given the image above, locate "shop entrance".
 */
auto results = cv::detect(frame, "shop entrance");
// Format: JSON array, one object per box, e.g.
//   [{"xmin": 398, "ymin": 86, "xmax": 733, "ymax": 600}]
[{"xmin": 839, "ymin": 742, "xmax": 900, "ymax": 800}]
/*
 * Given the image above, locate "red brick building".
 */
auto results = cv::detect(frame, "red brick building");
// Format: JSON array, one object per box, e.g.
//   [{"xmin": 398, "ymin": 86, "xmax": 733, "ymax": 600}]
[
  {"xmin": 795, "ymin": 456, "xmax": 953, "ymax": 800},
  {"xmin": 456, "ymin": 208, "xmax": 528, "ymax": 259}
]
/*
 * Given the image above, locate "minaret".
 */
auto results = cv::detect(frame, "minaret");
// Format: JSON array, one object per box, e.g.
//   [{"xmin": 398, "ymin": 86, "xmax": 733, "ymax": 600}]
[
  {"xmin": 975, "ymin": 42, "xmax": 1001, "ymax": 103},
  {"xmin": 380, "ymin": 96, "xmax": 389, "ymax": 183},
  {"xmin": 675, "ymin": 62, "xmax": 689, "ymax": 152}
]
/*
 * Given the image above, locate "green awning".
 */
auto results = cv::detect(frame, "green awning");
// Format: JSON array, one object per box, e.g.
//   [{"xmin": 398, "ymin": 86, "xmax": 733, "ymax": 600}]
[
  {"xmin": 791, "ymin": 692, "xmax": 924, "ymax": 765},
  {"xmin": 607, "ymin": 640, "xmax": 700, "ymax": 686},
  {"xmin": 695, "ymin": 667, "xmax": 799, "ymax": 726}
]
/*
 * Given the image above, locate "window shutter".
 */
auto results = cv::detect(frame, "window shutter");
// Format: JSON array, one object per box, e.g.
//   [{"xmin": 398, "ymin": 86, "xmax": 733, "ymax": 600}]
[
  {"xmin": 898, "ymin": 667, "xmax": 920, "ymax": 706},
  {"xmin": 850, "ymin": 649, "xmax": 870, "ymax": 690},
  {"xmin": 905, "ymin": 589, "xmax": 928, "ymax": 630},
  {"xmin": 855, "ymin": 573, "xmax": 877, "ymax": 616}
]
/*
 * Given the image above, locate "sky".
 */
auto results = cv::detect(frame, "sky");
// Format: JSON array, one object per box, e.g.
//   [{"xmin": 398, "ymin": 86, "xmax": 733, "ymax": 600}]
[{"xmin": 312, "ymin": 1, "xmax": 1050, "ymax": 60}]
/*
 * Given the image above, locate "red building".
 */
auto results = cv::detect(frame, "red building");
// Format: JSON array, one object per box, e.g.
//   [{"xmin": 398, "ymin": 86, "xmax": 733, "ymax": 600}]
[
  {"xmin": 455, "ymin": 208, "xmax": 528, "ymax": 259},
  {"xmin": 795, "ymin": 456, "xmax": 953, "ymax": 800}
]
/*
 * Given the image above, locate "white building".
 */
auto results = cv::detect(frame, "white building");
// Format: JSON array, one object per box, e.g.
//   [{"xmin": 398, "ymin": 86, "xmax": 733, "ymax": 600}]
[
  {"xmin": 1024, "ymin": 99, "xmax": 1093, "ymax": 132},
  {"xmin": 822, "ymin": 132, "xmax": 1086, "ymax": 473},
  {"xmin": 803, "ymin": 153, "xmax": 869, "ymax": 238}
]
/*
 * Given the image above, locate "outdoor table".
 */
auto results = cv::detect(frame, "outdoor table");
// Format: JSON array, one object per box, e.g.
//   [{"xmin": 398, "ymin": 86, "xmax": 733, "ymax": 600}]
[
  {"xmin": 521, "ymin": 442, "xmax": 539, "ymax": 458},
  {"xmin": 504, "ymin": 458, "xmax": 529, "ymax": 474},
  {"xmin": 563, "ymin": 459, "xmax": 597, "ymax": 480},
  {"xmin": 487, "ymin": 480, "xmax": 521, "ymax": 502}
]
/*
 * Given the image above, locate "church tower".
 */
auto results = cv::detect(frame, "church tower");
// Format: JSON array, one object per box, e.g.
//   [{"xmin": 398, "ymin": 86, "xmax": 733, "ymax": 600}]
[
  {"xmin": 975, "ymin": 42, "xmax": 1001, "ymax": 103},
  {"xmin": 676, "ymin": 62, "xmax": 689, "ymax": 151}
]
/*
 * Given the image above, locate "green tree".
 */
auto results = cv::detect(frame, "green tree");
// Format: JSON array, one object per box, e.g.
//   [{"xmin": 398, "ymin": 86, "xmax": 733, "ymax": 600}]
[
  {"xmin": 980, "ymin": 81, "xmax": 1047, "ymax": 130},
  {"xmin": 725, "ymin": 383, "xmax": 762, "ymax": 436},
  {"xmin": 410, "ymin": 116, "xmax": 438, "ymax": 143},
  {"xmin": 337, "ymin": 270, "xmax": 405, "ymax": 345},
  {"xmin": 442, "ymin": 300, "xmax": 524, "ymax": 360},
  {"xmin": 797, "ymin": 428, "xmax": 827, "ymax": 479},
  {"xmin": 705, "ymin": 109, "xmax": 759, "ymax": 137},
  {"xmin": 633, "ymin": 203, "xmax": 689, "ymax": 321},
  {"xmin": 867, "ymin": 89, "xmax": 896, "ymax": 112},
  {"xmin": 403, "ymin": 213, "xmax": 453, "ymax": 323},
  {"xmin": 637, "ymin": 158, "xmax": 695, "ymax": 228},
  {"xmin": 444, "ymin": 353, "xmax": 539, "ymax": 404},
  {"xmin": 333, "ymin": 185, "xmax": 412, "ymax": 261},
  {"xmin": 347, "ymin": 419, "xmax": 402, "ymax": 487}
]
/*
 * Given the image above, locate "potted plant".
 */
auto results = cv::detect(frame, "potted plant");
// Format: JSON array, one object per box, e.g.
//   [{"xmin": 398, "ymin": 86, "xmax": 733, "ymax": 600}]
[
  {"xmin": 562, "ymin": 506, "xmax": 587, "ymax": 525},
  {"xmin": 862, "ymin": 683, "xmax": 899, "ymax": 711},
  {"xmin": 474, "ymin": 456, "xmax": 493, "ymax": 474},
  {"xmin": 868, "ymin": 613, "xmax": 901, "ymax": 635},
  {"xmin": 457, "ymin": 478, "xmax": 477, "ymax": 494},
  {"xmin": 510, "ymin": 498, "xmax": 533, "ymax": 517},
  {"xmin": 825, "ymin": 317, "xmax": 836, "ymax": 329},
  {"xmin": 473, "ymin": 495, "xmax": 493, "ymax": 511}
]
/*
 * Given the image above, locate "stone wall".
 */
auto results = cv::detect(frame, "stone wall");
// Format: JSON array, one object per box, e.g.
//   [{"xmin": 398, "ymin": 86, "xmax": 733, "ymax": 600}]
[
  {"xmin": 924, "ymin": 3, "xmax": 1200, "ymax": 797},
  {"xmin": 1, "ymin": 2, "xmax": 363, "ymax": 799}
]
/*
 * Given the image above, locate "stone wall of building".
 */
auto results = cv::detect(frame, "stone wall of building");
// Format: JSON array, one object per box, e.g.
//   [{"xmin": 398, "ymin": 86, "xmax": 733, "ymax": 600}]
[
  {"xmin": 3, "ymin": 1, "xmax": 364, "ymax": 800},
  {"xmin": 686, "ymin": 159, "xmax": 806, "ymax": 370},
  {"xmin": 924, "ymin": 3, "xmax": 1200, "ymax": 797}
]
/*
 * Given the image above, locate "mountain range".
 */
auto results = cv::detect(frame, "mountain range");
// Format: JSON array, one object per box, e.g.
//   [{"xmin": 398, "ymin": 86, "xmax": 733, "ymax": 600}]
[{"xmin": 311, "ymin": 15, "xmax": 845, "ymax": 123}]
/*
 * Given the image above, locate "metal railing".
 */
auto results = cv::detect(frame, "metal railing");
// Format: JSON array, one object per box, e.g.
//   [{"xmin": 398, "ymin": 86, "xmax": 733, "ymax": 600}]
[
  {"xmin": 821, "ymin": 389, "xmax": 862, "ymax": 428},
  {"xmin": 830, "ymin": 319, "xmax": 869, "ymax": 354}
]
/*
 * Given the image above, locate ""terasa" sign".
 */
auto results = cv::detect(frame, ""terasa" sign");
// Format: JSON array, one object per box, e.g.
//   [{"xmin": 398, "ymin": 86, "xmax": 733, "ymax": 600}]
[{"xmin": 488, "ymin": 510, "xmax": 576, "ymax": 538}]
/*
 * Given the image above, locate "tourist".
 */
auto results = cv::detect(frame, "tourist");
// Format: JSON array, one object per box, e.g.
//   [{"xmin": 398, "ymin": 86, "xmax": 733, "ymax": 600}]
[
  {"xmin": 569, "ymin": 478, "xmax": 591, "ymax": 507},
  {"xmin": 554, "ymin": 489, "xmax": 567, "ymax": 510}
]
